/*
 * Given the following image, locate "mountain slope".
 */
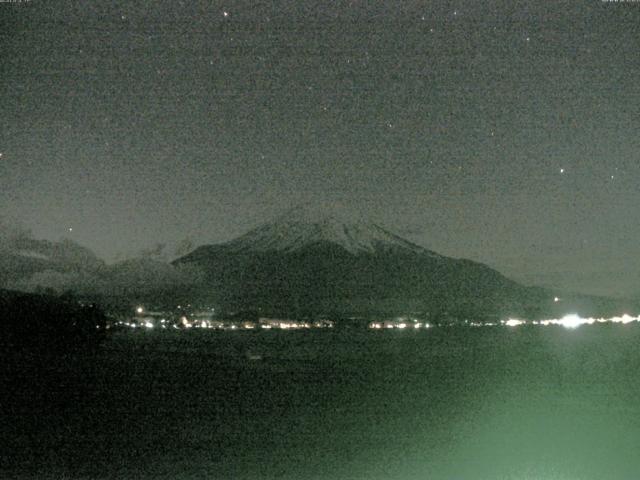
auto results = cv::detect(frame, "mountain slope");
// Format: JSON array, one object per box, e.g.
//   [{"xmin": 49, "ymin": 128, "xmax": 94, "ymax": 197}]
[
  {"xmin": 0, "ymin": 238, "xmax": 104, "ymax": 285},
  {"xmin": 174, "ymin": 206, "xmax": 549, "ymax": 318},
  {"xmin": 226, "ymin": 205, "xmax": 433, "ymax": 255}
]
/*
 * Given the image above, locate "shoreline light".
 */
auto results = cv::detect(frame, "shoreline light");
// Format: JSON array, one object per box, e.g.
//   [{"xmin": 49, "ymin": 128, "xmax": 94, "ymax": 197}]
[
  {"xmin": 117, "ymin": 313, "xmax": 640, "ymax": 332},
  {"xmin": 504, "ymin": 319, "xmax": 524, "ymax": 327},
  {"xmin": 503, "ymin": 313, "xmax": 639, "ymax": 329}
]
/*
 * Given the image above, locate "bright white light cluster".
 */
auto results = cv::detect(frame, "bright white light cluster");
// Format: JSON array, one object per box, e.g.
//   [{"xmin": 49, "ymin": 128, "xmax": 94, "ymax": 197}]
[
  {"xmin": 503, "ymin": 314, "xmax": 639, "ymax": 329},
  {"xmin": 504, "ymin": 319, "xmax": 525, "ymax": 327},
  {"xmin": 368, "ymin": 321, "xmax": 431, "ymax": 330}
]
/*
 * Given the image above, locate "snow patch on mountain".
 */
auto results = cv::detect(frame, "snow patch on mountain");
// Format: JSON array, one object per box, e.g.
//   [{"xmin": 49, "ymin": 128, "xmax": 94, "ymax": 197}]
[
  {"xmin": 225, "ymin": 204, "xmax": 437, "ymax": 255},
  {"xmin": 15, "ymin": 250, "xmax": 50, "ymax": 260}
]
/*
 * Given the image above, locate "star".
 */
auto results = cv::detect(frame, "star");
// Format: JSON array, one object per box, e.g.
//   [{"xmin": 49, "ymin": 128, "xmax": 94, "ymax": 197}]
[
  {"xmin": 560, "ymin": 168, "xmax": 565, "ymax": 174},
  {"xmin": 68, "ymin": 227, "xmax": 73, "ymax": 232},
  {"xmin": 223, "ymin": 11, "xmax": 229, "ymax": 18}
]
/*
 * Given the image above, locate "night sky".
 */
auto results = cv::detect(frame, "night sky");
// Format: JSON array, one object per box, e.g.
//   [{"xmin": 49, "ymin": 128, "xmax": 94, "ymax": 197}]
[{"xmin": 2, "ymin": 1, "xmax": 639, "ymax": 297}]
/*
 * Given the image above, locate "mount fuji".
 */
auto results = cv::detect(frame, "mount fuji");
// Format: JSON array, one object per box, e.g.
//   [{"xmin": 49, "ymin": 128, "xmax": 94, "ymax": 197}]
[
  {"xmin": 220, "ymin": 204, "xmax": 435, "ymax": 255},
  {"xmin": 174, "ymin": 205, "xmax": 550, "ymax": 318}
]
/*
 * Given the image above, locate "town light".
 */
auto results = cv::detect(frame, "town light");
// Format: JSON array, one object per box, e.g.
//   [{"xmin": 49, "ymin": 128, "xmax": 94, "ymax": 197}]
[
  {"xmin": 505, "ymin": 319, "xmax": 524, "ymax": 327},
  {"xmin": 558, "ymin": 314, "xmax": 587, "ymax": 329}
]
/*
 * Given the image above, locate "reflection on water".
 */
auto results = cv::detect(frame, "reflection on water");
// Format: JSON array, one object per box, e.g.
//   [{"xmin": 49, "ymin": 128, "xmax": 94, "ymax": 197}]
[{"xmin": 4, "ymin": 325, "xmax": 640, "ymax": 479}]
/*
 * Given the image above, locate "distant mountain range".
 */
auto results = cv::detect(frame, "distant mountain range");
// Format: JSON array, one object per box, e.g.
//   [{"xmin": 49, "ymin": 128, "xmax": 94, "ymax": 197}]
[
  {"xmin": 0, "ymin": 235, "xmax": 202, "ymax": 306},
  {"xmin": 0, "ymin": 237, "xmax": 104, "ymax": 282},
  {"xmin": 1, "ymin": 206, "xmax": 633, "ymax": 319},
  {"xmin": 173, "ymin": 205, "xmax": 563, "ymax": 318}
]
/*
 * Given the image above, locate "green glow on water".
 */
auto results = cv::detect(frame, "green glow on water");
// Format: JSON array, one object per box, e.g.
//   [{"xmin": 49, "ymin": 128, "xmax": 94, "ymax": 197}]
[{"xmin": 5, "ymin": 326, "xmax": 640, "ymax": 479}]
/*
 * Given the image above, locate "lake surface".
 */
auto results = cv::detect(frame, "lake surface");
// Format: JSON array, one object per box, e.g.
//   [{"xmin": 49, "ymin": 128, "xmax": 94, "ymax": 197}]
[{"xmin": 4, "ymin": 325, "xmax": 640, "ymax": 479}]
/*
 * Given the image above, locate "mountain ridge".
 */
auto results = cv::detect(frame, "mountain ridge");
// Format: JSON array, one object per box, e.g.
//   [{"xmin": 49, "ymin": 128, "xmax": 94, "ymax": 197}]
[
  {"xmin": 173, "ymin": 206, "xmax": 553, "ymax": 317},
  {"xmin": 214, "ymin": 204, "xmax": 438, "ymax": 256}
]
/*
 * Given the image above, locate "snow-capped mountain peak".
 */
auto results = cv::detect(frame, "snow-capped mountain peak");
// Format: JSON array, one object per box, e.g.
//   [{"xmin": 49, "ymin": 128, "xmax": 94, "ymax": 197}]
[{"xmin": 225, "ymin": 204, "xmax": 432, "ymax": 255}]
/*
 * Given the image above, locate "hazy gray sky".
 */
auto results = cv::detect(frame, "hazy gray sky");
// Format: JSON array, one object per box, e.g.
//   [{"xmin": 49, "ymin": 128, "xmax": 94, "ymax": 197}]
[{"xmin": 2, "ymin": 0, "xmax": 639, "ymax": 296}]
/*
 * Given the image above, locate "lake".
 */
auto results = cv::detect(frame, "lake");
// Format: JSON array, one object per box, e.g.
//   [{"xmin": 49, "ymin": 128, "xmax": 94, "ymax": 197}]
[{"xmin": 4, "ymin": 325, "xmax": 640, "ymax": 479}]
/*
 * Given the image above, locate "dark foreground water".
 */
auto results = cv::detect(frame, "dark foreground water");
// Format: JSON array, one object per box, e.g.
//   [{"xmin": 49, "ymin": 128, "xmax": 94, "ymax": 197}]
[{"xmin": 3, "ymin": 325, "xmax": 640, "ymax": 479}]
